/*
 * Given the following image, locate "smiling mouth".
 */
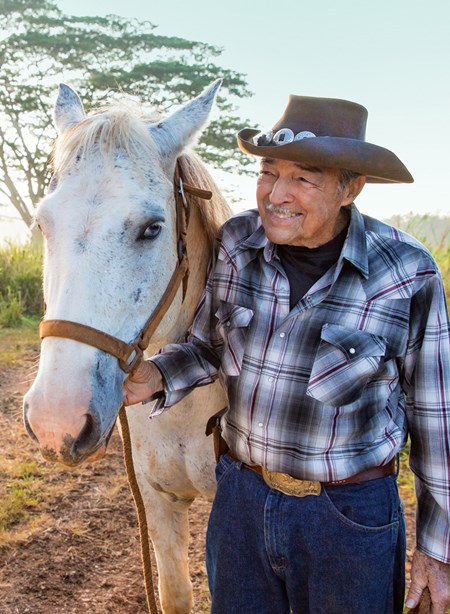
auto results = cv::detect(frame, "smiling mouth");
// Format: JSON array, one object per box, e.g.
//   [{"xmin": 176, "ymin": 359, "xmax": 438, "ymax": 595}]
[{"xmin": 265, "ymin": 203, "xmax": 301, "ymax": 219}]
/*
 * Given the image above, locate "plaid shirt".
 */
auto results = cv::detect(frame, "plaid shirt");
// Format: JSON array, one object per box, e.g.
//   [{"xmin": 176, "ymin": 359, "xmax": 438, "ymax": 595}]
[{"xmin": 151, "ymin": 204, "xmax": 450, "ymax": 563}]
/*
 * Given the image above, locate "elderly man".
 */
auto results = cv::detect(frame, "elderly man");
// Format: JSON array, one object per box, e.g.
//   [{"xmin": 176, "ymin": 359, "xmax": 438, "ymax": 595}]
[{"xmin": 123, "ymin": 95, "xmax": 450, "ymax": 613}]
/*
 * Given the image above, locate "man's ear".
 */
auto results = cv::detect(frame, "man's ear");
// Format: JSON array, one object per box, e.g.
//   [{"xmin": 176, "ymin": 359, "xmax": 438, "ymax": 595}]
[{"xmin": 342, "ymin": 175, "xmax": 366, "ymax": 205}]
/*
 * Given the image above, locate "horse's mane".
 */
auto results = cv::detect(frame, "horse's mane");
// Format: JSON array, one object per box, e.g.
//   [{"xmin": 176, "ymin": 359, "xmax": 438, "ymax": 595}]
[
  {"xmin": 176, "ymin": 153, "xmax": 232, "ymax": 246},
  {"xmin": 52, "ymin": 104, "xmax": 232, "ymax": 249}
]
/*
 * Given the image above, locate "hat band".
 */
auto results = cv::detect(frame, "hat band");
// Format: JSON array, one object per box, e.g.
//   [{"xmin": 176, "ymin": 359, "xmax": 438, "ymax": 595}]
[{"xmin": 254, "ymin": 128, "xmax": 317, "ymax": 146}]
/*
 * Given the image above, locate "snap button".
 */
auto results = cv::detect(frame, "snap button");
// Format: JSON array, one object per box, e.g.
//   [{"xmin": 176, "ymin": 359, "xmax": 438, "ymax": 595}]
[
  {"xmin": 258, "ymin": 422, "xmax": 264, "ymax": 428},
  {"xmin": 349, "ymin": 347, "xmax": 356, "ymax": 354},
  {"xmin": 279, "ymin": 332, "xmax": 285, "ymax": 338}
]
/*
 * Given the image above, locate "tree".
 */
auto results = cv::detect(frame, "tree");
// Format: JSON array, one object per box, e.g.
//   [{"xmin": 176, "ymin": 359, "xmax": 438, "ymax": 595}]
[{"xmin": 0, "ymin": 0, "xmax": 252, "ymax": 237}]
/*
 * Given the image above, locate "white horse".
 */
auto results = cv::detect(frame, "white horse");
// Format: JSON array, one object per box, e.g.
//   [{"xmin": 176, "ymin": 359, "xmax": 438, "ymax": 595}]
[{"xmin": 23, "ymin": 81, "xmax": 232, "ymax": 613}]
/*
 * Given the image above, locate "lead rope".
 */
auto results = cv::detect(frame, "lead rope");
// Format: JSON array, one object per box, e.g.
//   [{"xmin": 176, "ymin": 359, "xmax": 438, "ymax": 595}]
[{"xmin": 119, "ymin": 405, "xmax": 159, "ymax": 614}]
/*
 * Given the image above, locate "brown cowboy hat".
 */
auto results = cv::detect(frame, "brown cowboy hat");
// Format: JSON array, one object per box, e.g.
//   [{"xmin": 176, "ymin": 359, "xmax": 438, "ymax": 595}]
[{"xmin": 237, "ymin": 95, "xmax": 413, "ymax": 184}]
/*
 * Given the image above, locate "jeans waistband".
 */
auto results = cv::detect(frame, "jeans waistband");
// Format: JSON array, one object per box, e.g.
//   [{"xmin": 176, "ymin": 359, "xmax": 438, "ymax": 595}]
[{"xmin": 226, "ymin": 449, "xmax": 396, "ymax": 486}]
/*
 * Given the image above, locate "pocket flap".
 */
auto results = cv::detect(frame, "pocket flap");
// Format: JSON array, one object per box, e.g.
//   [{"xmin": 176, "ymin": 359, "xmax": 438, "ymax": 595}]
[
  {"xmin": 215, "ymin": 303, "xmax": 254, "ymax": 329},
  {"xmin": 320, "ymin": 324, "xmax": 386, "ymax": 361}
]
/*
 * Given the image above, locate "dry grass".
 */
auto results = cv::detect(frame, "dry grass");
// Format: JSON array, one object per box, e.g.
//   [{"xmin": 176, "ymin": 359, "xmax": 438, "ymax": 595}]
[{"xmin": 0, "ymin": 318, "xmax": 40, "ymax": 366}]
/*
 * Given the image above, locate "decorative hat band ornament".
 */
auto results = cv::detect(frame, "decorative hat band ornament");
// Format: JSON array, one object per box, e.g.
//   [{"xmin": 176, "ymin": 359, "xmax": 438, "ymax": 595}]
[{"xmin": 254, "ymin": 129, "xmax": 316, "ymax": 146}]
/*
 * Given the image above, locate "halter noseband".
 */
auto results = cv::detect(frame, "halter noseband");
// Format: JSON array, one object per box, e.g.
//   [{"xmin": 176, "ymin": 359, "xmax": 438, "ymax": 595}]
[{"xmin": 39, "ymin": 160, "xmax": 213, "ymax": 375}]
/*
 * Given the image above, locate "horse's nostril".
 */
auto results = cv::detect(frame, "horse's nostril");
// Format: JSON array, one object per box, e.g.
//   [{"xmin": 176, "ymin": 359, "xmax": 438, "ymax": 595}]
[{"xmin": 72, "ymin": 414, "xmax": 102, "ymax": 457}]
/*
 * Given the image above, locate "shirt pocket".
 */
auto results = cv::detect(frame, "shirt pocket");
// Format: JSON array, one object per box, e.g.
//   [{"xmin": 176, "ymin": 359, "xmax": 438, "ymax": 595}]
[
  {"xmin": 306, "ymin": 324, "xmax": 387, "ymax": 406},
  {"xmin": 215, "ymin": 302, "xmax": 254, "ymax": 376}
]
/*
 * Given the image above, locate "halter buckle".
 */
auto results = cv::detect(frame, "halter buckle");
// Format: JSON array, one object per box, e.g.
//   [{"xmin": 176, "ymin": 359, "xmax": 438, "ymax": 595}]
[{"xmin": 119, "ymin": 342, "xmax": 144, "ymax": 375}]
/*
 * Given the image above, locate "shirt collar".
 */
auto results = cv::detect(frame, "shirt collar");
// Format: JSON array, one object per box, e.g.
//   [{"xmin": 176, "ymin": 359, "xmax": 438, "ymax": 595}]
[
  {"xmin": 219, "ymin": 214, "xmax": 269, "ymax": 271},
  {"xmin": 340, "ymin": 204, "xmax": 369, "ymax": 279}
]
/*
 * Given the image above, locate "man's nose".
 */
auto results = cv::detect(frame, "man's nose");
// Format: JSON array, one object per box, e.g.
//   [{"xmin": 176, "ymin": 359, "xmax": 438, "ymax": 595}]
[{"xmin": 269, "ymin": 177, "xmax": 293, "ymax": 205}]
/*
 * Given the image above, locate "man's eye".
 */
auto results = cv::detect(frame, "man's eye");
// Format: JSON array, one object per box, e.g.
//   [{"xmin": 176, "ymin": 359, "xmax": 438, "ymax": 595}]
[
  {"xmin": 299, "ymin": 177, "xmax": 315, "ymax": 187},
  {"xmin": 139, "ymin": 223, "xmax": 162, "ymax": 240}
]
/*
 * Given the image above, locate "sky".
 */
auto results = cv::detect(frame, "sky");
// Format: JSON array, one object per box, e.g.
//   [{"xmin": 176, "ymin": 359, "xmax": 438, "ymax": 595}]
[{"xmin": 2, "ymin": 0, "xmax": 449, "ymax": 242}]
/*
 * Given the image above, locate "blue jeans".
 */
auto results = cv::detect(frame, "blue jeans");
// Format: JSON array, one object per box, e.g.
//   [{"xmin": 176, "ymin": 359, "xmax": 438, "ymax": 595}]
[{"xmin": 206, "ymin": 453, "xmax": 405, "ymax": 614}]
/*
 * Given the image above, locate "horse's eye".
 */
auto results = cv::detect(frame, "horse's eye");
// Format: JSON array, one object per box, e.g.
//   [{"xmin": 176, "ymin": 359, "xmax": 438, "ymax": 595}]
[{"xmin": 139, "ymin": 223, "xmax": 162, "ymax": 241}]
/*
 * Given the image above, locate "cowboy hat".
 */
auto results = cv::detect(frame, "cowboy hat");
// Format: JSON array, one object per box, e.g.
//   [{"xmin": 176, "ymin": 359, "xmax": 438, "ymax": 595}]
[{"xmin": 237, "ymin": 95, "xmax": 413, "ymax": 184}]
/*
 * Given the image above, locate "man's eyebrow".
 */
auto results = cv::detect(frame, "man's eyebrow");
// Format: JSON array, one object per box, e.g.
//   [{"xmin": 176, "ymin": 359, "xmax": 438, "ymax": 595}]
[
  {"xmin": 260, "ymin": 158, "xmax": 323, "ymax": 174},
  {"xmin": 294, "ymin": 163, "xmax": 323, "ymax": 174}
]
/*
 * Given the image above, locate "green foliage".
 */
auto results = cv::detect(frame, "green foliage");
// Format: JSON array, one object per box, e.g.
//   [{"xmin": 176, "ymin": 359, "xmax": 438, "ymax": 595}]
[
  {"xmin": 0, "ymin": 460, "xmax": 43, "ymax": 531},
  {"xmin": 0, "ymin": 0, "xmax": 252, "ymax": 231},
  {"xmin": 386, "ymin": 213, "xmax": 450, "ymax": 302},
  {"xmin": 433, "ymin": 244, "xmax": 450, "ymax": 301},
  {"xmin": 0, "ymin": 242, "xmax": 43, "ymax": 322},
  {"xmin": 0, "ymin": 288, "xmax": 23, "ymax": 327}
]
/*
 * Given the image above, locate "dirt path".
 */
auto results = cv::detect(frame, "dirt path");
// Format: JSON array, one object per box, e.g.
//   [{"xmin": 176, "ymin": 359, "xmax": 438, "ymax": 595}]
[
  {"xmin": 0, "ymin": 356, "xmax": 416, "ymax": 613},
  {"xmin": 0, "ymin": 357, "xmax": 210, "ymax": 613}
]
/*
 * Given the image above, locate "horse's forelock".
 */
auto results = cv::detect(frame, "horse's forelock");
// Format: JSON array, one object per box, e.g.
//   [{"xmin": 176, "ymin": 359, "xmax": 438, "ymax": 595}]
[{"xmin": 52, "ymin": 106, "xmax": 161, "ymax": 176}]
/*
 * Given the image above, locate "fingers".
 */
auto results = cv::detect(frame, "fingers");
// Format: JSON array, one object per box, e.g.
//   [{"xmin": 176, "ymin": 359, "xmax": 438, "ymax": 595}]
[
  {"xmin": 406, "ymin": 585, "xmax": 425, "ymax": 611},
  {"xmin": 122, "ymin": 360, "xmax": 163, "ymax": 406},
  {"xmin": 407, "ymin": 548, "xmax": 450, "ymax": 614}
]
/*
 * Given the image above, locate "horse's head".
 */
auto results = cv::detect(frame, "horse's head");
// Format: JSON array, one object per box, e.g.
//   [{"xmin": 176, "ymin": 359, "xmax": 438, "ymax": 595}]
[{"xmin": 23, "ymin": 80, "xmax": 223, "ymax": 466}]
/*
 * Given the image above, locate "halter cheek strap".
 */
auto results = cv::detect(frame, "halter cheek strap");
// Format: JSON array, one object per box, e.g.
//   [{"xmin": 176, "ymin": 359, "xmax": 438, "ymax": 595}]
[{"xmin": 39, "ymin": 161, "xmax": 212, "ymax": 375}]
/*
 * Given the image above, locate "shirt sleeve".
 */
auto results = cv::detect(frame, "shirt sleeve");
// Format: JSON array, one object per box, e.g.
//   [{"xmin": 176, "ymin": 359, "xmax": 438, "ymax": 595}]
[
  {"xmin": 148, "ymin": 249, "xmax": 224, "ymax": 414},
  {"xmin": 403, "ymin": 267, "xmax": 450, "ymax": 563}
]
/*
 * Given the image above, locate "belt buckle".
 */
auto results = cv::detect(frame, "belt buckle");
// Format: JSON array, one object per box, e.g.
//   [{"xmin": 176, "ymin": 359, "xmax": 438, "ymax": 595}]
[{"xmin": 262, "ymin": 467, "xmax": 321, "ymax": 497}]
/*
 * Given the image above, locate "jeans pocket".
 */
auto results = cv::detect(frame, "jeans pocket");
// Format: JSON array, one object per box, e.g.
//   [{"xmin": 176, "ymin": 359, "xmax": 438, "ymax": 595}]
[
  {"xmin": 215, "ymin": 452, "xmax": 237, "ymax": 485},
  {"xmin": 323, "ymin": 476, "xmax": 401, "ymax": 532}
]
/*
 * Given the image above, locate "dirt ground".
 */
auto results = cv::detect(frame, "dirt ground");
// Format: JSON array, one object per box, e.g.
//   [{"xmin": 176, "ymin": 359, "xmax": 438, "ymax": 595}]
[
  {"xmin": 0, "ymin": 354, "xmax": 211, "ymax": 613},
  {"xmin": 0, "ymin": 352, "xmax": 416, "ymax": 614}
]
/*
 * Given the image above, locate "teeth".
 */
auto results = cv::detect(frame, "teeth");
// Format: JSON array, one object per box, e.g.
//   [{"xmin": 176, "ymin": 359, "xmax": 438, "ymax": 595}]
[{"xmin": 265, "ymin": 204, "xmax": 300, "ymax": 219}]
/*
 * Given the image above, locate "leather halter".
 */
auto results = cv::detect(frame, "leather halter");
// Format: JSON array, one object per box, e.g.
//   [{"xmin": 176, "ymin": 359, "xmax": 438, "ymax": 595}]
[{"xmin": 39, "ymin": 160, "xmax": 213, "ymax": 374}]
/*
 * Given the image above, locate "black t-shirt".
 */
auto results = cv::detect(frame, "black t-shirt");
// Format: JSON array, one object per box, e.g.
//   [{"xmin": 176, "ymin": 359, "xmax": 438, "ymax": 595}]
[{"xmin": 277, "ymin": 225, "xmax": 348, "ymax": 309}]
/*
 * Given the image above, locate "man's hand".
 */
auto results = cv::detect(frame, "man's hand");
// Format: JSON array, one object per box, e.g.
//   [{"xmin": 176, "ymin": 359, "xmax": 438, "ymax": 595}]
[
  {"xmin": 122, "ymin": 360, "xmax": 163, "ymax": 406},
  {"xmin": 406, "ymin": 549, "xmax": 450, "ymax": 613}
]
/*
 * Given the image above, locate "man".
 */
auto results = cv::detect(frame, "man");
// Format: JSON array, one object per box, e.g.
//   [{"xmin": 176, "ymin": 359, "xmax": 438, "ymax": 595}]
[{"xmin": 123, "ymin": 95, "xmax": 450, "ymax": 613}]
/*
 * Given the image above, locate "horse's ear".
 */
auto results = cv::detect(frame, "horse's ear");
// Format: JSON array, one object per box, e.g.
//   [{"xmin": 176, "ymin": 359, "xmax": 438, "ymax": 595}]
[
  {"xmin": 54, "ymin": 84, "xmax": 86, "ymax": 136},
  {"xmin": 149, "ymin": 79, "xmax": 222, "ymax": 162}
]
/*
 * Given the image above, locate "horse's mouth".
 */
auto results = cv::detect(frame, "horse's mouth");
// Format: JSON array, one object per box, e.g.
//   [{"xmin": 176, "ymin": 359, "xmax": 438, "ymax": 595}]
[{"xmin": 38, "ymin": 422, "xmax": 115, "ymax": 467}]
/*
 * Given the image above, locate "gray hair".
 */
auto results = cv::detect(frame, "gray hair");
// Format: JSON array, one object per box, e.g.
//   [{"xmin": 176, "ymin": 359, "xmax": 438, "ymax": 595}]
[{"xmin": 337, "ymin": 169, "xmax": 362, "ymax": 194}]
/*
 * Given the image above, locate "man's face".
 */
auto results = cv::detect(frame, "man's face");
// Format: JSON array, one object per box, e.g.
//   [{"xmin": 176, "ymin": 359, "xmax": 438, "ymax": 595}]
[{"xmin": 256, "ymin": 158, "xmax": 364, "ymax": 248}]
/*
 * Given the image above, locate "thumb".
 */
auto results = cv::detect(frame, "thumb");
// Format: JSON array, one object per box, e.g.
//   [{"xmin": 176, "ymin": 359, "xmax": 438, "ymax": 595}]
[{"xmin": 406, "ymin": 582, "xmax": 425, "ymax": 610}]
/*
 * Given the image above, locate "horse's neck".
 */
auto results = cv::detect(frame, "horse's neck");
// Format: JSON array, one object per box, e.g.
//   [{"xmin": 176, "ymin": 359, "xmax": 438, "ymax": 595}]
[{"xmin": 146, "ymin": 202, "xmax": 211, "ymax": 355}]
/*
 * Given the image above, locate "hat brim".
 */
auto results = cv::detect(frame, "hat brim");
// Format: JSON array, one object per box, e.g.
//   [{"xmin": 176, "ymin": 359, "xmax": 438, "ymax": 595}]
[{"xmin": 237, "ymin": 129, "xmax": 413, "ymax": 184}]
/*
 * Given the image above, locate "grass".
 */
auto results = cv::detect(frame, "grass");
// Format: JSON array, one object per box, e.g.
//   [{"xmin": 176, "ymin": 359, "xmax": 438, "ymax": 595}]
[
  {"xmin": 0, "ymin": 241, "xmax": 43, "ymax": 321},
  {"xmin": 0, "ymin": 461, "xmax": 43, "ymax": 531},
  {"xmin": 0, "ymin": 315, "xmax": 40, "ymax": 366},
  {"xmin": 0, "ymin": 323, "xmax": 47, "ymax": 547},
  {"xmin": 398, "ymin": 441, "xmax": 416, "ymax": 507}
]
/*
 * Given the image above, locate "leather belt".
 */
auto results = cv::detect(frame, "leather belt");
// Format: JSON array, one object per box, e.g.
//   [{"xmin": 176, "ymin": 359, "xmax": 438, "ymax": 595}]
[{"xmin": 226, "ymin": 450, "xmax": 396, "ymax": 498}]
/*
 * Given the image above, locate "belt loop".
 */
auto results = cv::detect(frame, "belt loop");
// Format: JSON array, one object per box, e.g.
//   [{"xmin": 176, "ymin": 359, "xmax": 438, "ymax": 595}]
[{"xmin": 395, "ymin": 453, "xmax": 401, "ymax": 478}]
